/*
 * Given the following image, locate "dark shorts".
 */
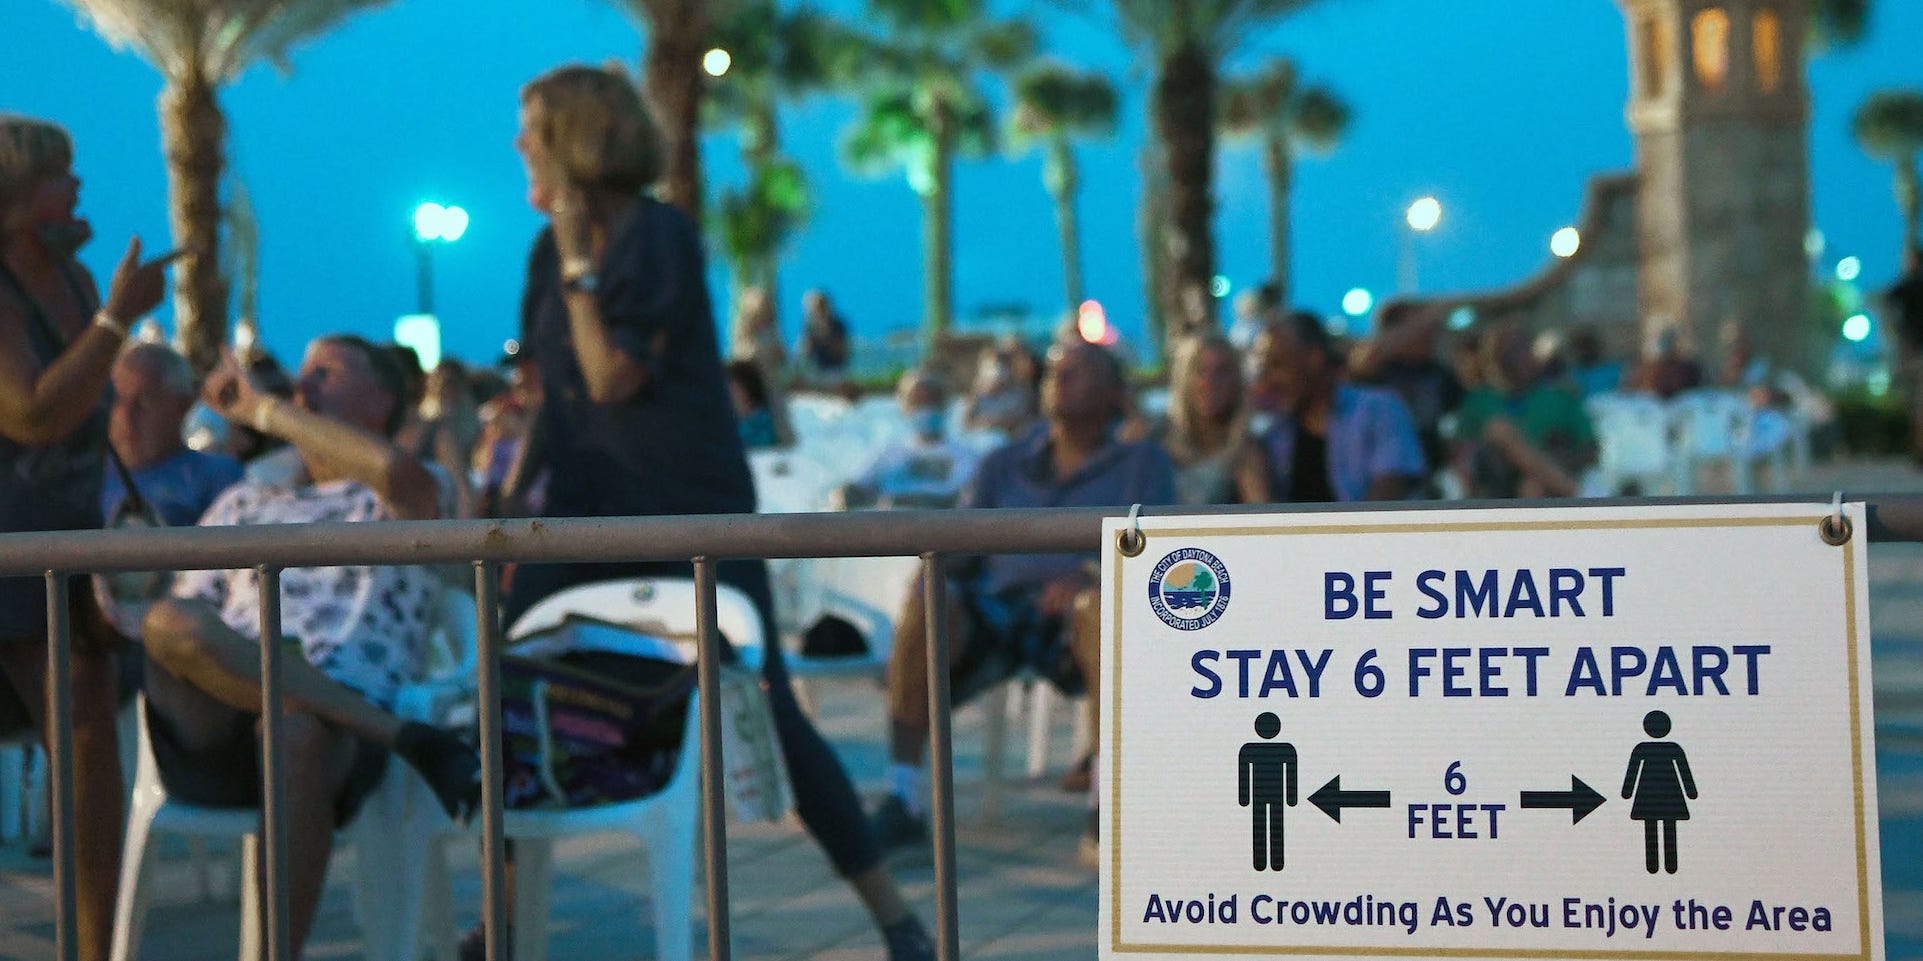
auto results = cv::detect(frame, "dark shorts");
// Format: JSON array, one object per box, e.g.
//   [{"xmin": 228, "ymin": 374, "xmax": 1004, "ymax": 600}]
[
  {"xmin": 950, "ymin": 584, "xmax": 1085, "ymax": 705},
  {"xmin": 143, "ymin": 700, "xmax": 391, "ymax": 828}
]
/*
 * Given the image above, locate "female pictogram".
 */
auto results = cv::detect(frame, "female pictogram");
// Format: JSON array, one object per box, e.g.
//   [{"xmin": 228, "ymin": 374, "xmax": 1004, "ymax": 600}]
[{"xmin": 1621, "ymin": 710, "xmax": 1697, "ymax": 874}]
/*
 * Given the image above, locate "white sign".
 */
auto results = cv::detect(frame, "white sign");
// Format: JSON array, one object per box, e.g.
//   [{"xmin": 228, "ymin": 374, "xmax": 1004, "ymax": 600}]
[{"xmin": 1099, "ymin": 503, "xmax": 1881, "ymax": 961}]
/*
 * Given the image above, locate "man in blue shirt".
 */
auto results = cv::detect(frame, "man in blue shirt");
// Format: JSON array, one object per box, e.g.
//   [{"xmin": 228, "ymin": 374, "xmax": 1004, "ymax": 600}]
[
  {"xmin": 1252, "ymin": 312, "xmax": 1429, "ymax": 502},
  {"xmin": 874, "ymin": 342, "xmax": 1174, "ymax": 854},
  {"xmin": 98, "ymin": 343, "xmax": 244, "ymax": 633},
  {"xmin": 102, "ymin": 343, "xmax": 243, "ymax": 527}
]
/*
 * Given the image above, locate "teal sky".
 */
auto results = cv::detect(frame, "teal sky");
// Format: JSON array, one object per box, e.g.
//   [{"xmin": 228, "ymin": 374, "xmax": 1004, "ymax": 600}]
[{"xmin": 2, "ymin": 0, "xmax": 1919, "ymax": 364}]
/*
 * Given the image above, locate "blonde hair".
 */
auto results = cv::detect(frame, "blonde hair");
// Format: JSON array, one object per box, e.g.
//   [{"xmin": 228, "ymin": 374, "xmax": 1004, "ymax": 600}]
[
  {"xmin": 1168, "ymin": 334, "xmax": 1244, "ymax": 440},
  {"xmin": 0, "ymin": 115, "xmax": 72, "ymax": 226},
  {"xmin": 520, "ymin": 65, "xmax": 664, "ymax": 195}
]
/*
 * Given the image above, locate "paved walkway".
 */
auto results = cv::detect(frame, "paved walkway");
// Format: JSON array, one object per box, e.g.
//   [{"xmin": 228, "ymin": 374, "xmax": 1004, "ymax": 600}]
[{"xmin": 4, "ymin": 461, "xmax": 1923, "ymax": 960}]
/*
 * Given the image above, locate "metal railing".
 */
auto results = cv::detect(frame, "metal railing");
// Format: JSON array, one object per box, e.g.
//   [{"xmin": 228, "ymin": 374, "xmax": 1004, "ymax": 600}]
[{"xmin": 6, "ymin": 493, "xmax": 1923, "ymax": 961}]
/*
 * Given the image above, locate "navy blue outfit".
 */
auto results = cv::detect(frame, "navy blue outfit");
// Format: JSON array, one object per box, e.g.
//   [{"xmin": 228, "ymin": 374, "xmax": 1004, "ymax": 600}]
[
  {"xmin": 505, "ymin": 199, "xmax": 881, "ymax": 877},
  {"xmin": 0, "ymin": 261, "xmax": 107, "ymax": 643}
]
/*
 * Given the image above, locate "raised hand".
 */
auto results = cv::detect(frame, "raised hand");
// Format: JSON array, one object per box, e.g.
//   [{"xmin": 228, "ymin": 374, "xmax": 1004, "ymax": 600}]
[
  {"xmin": 200, "ymin": 349, "xmax": 267, "ymax": 426},
  {"xmin": 102, "ymin": 236, "xmax": 183, "ymax": 323}
]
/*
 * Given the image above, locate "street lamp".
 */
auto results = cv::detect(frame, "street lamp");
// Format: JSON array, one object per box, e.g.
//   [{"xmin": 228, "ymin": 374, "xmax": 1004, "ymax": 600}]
[
  {"xmin": 412, "ymin": 201, "xmax": 468, "ymax": 315},
  {"xmin": 1551, "ymin": 226, "xmax": 1581, "ymax": 259},
  {"xmin": 703, "ymin": 48, "xmax": 733, "ymax": 77},
  {"xmin": 1400, "ymin": 196, "xmax": 1442, "ymax": 293}
]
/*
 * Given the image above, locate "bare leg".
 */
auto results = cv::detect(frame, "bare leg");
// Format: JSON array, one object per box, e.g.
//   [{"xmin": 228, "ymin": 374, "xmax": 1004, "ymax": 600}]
[
  {"xmin": 143, "ymin": 599, "xmax": 400, "ymax": 747},
  {"xmin": 885, "ymin": 574, "xmax": 971, "ymax": 766},
  {"xmin": 1067, "ymin": 588, "xmax": 1102, "ymax": 753},
  {"xmin": 0, "ymin": 632, "xmax": 125, "ymax": 961},
  {"xmin": 144, "ymin": 598, "xmax": 478, "ymax": 824},
  {"xmin": 266, "ymin": 712, "xmax": 359, "ymax": 955}
]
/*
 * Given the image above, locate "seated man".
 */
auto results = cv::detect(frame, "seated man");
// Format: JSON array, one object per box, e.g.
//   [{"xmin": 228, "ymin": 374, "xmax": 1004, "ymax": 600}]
[
  {"xmin": 836, "ymin": 368, "xmax": 980, "ymax": 509},
  {"xmin": 141, "ymin": 335, "xmax": 480, "ymax": 957},
  {"xmin": 874, "ymin": 342, "xmax": 1174, "ymax": 856},
  {"xmin": 1252, "ymin": 312, "xmax": 1429, "ymax": 502},
  {"xmin": 99, "ymin": 343, "xmax": 244, "ymax": 631}
]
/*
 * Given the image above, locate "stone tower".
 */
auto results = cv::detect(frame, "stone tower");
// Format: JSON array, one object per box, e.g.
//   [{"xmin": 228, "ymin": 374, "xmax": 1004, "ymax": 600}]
[{"xmin": 1619, "ymin": 0, "xmax": 1813, "ymax": 371}]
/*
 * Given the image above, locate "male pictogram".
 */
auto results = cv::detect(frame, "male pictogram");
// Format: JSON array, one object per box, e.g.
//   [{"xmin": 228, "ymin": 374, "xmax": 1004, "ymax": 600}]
[{"xmin": 1239, "ymin": 712, "xmax": 1298, "ymax": 871}]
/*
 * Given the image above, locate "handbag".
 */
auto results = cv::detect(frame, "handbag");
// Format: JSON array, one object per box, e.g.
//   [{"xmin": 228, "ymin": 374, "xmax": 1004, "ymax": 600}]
[{"xmin": 499, "ymin": 614, "xmax": 792, "ymax": 822}]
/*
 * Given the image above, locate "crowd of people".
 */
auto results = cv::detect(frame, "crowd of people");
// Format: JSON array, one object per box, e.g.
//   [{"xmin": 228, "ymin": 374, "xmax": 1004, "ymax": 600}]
[{"xmin": 0, "ymin": 58, "xmax": 1832, "ymax": 961}]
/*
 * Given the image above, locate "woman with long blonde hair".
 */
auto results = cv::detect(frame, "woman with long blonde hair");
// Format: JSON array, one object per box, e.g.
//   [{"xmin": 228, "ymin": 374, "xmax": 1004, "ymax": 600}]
[
  {"xmin": 1155, "ymin": 334, "xmax": 1269, "ymax": 504},
  {"xmin": 0, "ymin": 113, "xmax": 176, "ymax": 961}
]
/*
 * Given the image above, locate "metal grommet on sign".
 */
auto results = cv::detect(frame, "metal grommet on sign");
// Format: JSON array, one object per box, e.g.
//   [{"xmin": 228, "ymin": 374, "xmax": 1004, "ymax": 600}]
[
  {"xmin": 1118, "ymin": 503, "xmax": 1146, "ymax": 557},
  {"xmin": 1819, "ymin": 491, "xmax": 1853, "ymax": 546}
]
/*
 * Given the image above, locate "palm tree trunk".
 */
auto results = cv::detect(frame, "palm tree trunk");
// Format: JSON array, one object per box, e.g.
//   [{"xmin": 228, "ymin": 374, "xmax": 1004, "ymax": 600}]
[
  {"xmin": 642, "ymin": 0, "xmax": 709, "ymax": 224},
  {"xmin": 1139, "ymin": 137, "xmax": 1168, "ymax": 362},
  {"xmin": 1264, "ymin": 133, "xmax": 1294, "ymax": 307},
  {"xmin": 923, "ymin": 102, "xmax": 956, "ymax": 342},
  {"xmin": 1900, "ymin": 159, "xmax": 1921, "ymax": 268},
  {"xmin": 1154, "ymin": 39, "xmax": 1218, "ymax": 347},
  {"xmin": 159, "ymin": 71, "xmax": 229, "ymax": 378},
  {"xmin": 748, "ymin": 100, "xmax": 782, "ymax": 315},
  {"xmin": 1047, "ymin": 140, "xmax": 1084, "ymax": 312}
]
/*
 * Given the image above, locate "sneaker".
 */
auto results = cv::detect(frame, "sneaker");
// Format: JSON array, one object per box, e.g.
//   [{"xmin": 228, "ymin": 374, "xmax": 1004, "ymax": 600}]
[
  {"xmin": 882, "ymin": 916, "xmax": 937, "ymax": 961},
  {"xmin": 1078, "ymin": 808, "xmax": 1100, "ymax": 870},
  {"xmin": 872, "ymin": 795, "xmax": 928, "ymax": 853}
]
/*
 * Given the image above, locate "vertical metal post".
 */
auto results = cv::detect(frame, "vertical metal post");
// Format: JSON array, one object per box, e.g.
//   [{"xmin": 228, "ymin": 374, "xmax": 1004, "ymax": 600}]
[
  {"xmin": 415, "ymin": 240, "xmax": 435, "ymax": 316},
  {"xmin": 922, "ymin": 553, "xmax": 960, "ymax": 961},
  {"xmin": 474, "ymin": 562, "xmax": 508, "ymax": 961},
  {"xmin": 256, "ymin": 566, "xmax": 291, "ymax": 961},
  {"xmin": 693, "ymin": 557, "xmax": 732, "ymax": 961},
  {"xmin": 44, "ymin": 573, "xmax": 77, "ymax": 961}
]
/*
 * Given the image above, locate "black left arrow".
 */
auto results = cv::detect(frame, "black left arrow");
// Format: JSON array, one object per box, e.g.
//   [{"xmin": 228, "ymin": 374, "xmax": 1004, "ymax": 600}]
[
  {"xmin": 1520, "ymin": 776, "xmax": 1606, "ymax": 824},
  {"xmin": 1308, "ymin": 776, "xmax": 1391, "ymax": 822}
]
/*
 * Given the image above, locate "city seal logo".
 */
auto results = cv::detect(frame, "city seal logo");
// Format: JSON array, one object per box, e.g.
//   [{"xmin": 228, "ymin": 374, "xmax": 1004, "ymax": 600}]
[{"xmin": 1148, "ymin": 548, "xmax": 1231, "ymax": 631}]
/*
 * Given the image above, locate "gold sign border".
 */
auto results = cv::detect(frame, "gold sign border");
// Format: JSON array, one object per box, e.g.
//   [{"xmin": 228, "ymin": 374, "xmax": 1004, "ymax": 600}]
[{"xmin": 1106, "ymin": 514, "xmax": 1873, "ymax": 961}]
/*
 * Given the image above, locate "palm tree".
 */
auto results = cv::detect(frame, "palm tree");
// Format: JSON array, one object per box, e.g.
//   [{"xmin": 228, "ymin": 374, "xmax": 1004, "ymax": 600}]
[
  {"xmin": 715, "ymin": 160, "xmax": 811, "ymax": 296},
  {"xmin": 603, "ymin": 0, "xmax": 718, "ymax": 222},
  {"xmin": 1070, "ymin": 0, "xmax": 1323, "ymax": 348},
  {"xmin": 1854, "ymin": 90, "xmax": 1923, "ymax": 265},
  {"xmin": 1220, "ymin": 60, "xmax": 1349, "ymax": 308},
  {"xmin": 706, "ymin": 2, "xmax": 848, "ymax": 307},
  {"xmin": 839, "ymin": 0, "xmax": 1035, "ymax": 339},
  {"xmin": 1011, "ymin": 62, "xmax": 1119, "ymax": 313},
  {"xmin": 58, "ymin": 0, "xmax": 391, "ymax": 375},
  {"xmin": 1810, "ymin": 0, "xmax": 1870, "ymax": 50}
]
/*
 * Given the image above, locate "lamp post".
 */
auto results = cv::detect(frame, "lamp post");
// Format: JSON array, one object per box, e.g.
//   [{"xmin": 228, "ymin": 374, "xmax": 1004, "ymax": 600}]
[
  {"xmin": 1400, "ymin": 196, "xmax": 1442, "ymax": 294},
  {"xmin": 412, "ymin": 202, "xmax": 469, "ymax": 315}
]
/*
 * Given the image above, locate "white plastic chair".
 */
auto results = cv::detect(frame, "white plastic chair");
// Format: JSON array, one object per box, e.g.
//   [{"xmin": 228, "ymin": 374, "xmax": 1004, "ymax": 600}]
[
  {"xmin": 110, "ymin": 588, "xmax": 478, "ymax": 961},
  {"xmin": 1671, "ymin": 389, "xmax": 1757, "ymax": 494},
  {"xmin": 430, "ymin": 577, "xmax": 764, "ymax": 961},
  {"xmin": 1587, "ymin": 392, "xmax": 1686, "ymax": 496}
]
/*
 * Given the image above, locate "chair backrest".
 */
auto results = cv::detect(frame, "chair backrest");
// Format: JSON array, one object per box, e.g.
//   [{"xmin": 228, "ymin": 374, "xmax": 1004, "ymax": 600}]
[
  {"xmin": 431, "ymin": 589, "xmax": 481, "ymax": 681},
  {"xmin": 749, "ymin": 448, "xmax": 839, "ymax": 514},
  {"xmin": 506, "ymin": 578, "xmax": 765, "ymax": 665},
  {"xmin": 1672, "ymin": 389, "xmax": 1753, "ymax": 458},
  {"xmin": 1589, "ymin": 393, "xmax": 1674, "ymax": 476}
]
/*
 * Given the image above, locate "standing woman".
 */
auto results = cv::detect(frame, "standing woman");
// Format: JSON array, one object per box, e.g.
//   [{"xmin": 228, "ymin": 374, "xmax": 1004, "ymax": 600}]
[
  {"xmin": 0, "ymin": 114, "xmax": 177, "ymax": 961},
  {"xmin": 501, "ymin": 66, "xmax": 935, "ymax": 960}
]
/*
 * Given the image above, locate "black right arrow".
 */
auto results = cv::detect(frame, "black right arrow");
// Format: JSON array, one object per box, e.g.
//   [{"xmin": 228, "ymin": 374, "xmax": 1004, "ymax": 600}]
[
  {"xmin": 1520, "ymin": 776, "xmax": 1606, "ymax": 824},
  {"xmin": 1308, "ymin": 776, "xmax": 1391, "ymax": 822}
]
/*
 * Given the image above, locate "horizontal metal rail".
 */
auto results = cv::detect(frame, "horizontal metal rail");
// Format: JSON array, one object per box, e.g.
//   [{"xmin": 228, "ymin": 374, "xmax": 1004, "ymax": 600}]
[
  {"xmin": 7, "ymin": 493, "xmax": 1923, "ymax": 961},
  {"xmin": 0, "ymin": 493, "xmax": 1920, "ymax": 578}
]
